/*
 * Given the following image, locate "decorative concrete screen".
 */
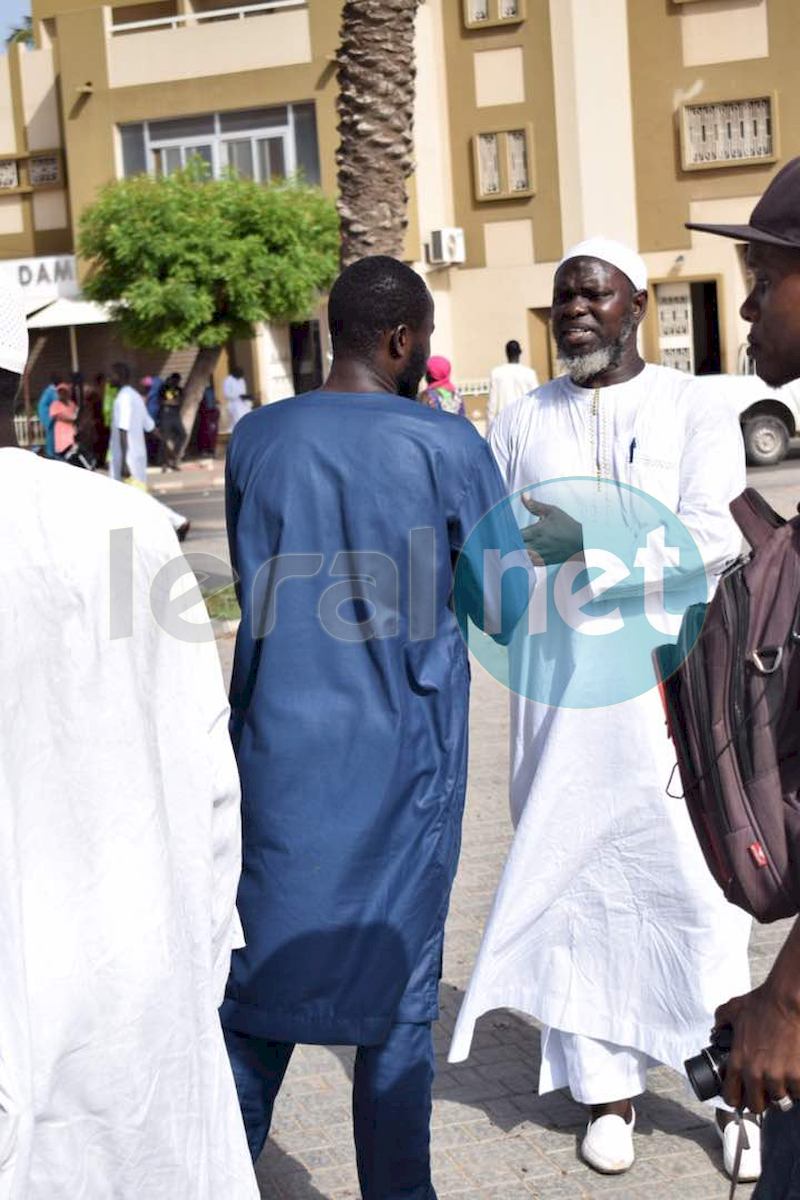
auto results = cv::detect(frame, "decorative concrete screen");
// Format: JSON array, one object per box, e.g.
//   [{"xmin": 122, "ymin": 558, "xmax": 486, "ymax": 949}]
[
  {"xmin": 0, "ymin": 161, "xmax": 19, "ymax": 191},
  {"xmin": 473, "ymin": 127, "xmax": 534, "ymax": 201},
  {"xmin": 680, "ymin": 96, "xmax": 777, "ymax": 171},
  {"xmin": 463, "ymin": 0, "xmax": 525, "ymax": 29}
]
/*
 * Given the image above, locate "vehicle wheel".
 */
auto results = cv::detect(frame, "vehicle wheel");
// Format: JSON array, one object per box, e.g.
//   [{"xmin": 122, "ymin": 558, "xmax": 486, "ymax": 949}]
[{"xmin": 742, "ymin": 415, "xmax": 790, "ymax": 466}]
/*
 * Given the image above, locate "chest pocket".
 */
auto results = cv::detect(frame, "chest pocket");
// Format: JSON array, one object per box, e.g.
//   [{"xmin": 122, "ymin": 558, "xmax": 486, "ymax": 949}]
[
  {"xmin": 627, "ymin": 407, "xmax": 682, "ymax": 503},
  {"xmin": 629, "ymin": 453, "xmax": 680, "ymax": 509},
  {"xmin": 633, "ymin": 448, "xmax": 678, "ymax": 471}
]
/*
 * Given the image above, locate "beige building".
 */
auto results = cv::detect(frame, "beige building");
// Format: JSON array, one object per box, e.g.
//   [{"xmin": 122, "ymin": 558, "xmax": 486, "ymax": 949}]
[{"xmin": 0, "ymin": 0, "xmax": 794, "ymax": 419}]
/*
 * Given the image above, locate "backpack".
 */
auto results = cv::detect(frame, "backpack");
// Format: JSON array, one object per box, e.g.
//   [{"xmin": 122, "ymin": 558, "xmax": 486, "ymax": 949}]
[{"xmin": 653, "ymin": 488, "xmax": 800, "ymax": 923}]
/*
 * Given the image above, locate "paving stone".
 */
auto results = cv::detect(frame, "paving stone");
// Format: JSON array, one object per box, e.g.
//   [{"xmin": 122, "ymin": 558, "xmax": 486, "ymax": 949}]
[
  {"xmin": 515, "ymin": 1178, "xmax": 588, "ymax": 1198},
  {"xmin": 446, "ymin": 1142, "xmax": 527, "ymax": 1185},
  {"xmin": 229, "ymin": 643, "xmax": 786, "ymax": 1200}
]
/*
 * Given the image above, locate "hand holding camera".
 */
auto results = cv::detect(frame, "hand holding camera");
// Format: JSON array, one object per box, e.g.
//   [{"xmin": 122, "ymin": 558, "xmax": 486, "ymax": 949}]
[{"xmin": 688, "ymin": 950, "xmax": 800, "ymax": 1115}]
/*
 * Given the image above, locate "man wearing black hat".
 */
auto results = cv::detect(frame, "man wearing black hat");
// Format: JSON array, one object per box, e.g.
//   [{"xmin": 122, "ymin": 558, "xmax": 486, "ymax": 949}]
[{"xmin": 689, "ymin": 156, "xmax": 800, "ymax": 1195}]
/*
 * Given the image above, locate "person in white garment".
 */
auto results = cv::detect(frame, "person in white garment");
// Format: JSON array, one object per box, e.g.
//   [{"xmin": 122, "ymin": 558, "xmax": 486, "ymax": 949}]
[
  {"xmin": 0, "ymin": 279, "xmax": 257, "ymax": 1199},
  {"xmin": 449, "ymin": 237, "xmax": 757, "ymax": 1182},
  {"xmin": 486, "ymin": 339, "xmax": 539, "ymax": 431},
  {"xmin": 223, "ymin": 366, "xmax": 253, "ymax": 430},
  {"xmin": 109, "ymin": 360, "xmax": 191, "ymax": 541}
]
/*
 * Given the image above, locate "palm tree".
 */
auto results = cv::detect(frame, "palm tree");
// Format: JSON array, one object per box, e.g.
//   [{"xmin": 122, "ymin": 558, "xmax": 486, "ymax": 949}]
[
  {"xmin": 336, "ymin": 0, "xmax": 421, "ymax": 268},
  {"xmin": 6, "ymin": 15, "xmax": 33, "ymax": 46}
]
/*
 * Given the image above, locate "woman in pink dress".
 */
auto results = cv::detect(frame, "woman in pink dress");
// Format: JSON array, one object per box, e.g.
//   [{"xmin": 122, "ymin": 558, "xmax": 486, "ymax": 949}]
[
  {"xmin": 49, "ymin": 382, "xmax": 78, "ymax": 458},
  {"xmin": 420, "ymin": 355, "xmax": 465, "ymax": 416}
]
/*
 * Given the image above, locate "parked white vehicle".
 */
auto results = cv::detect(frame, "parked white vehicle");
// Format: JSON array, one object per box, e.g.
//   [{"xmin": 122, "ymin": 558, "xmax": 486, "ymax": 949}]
[{"xmin": 705, "ymin": 369, "xmax": 800, "ymax": 467}]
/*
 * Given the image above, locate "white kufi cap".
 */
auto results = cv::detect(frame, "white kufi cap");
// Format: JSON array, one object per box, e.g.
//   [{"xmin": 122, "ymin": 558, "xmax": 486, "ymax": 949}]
[
  {"xmin": 558, "ymin": 236, "xmax": 648, "ymax": 292},
  {"xmin": 0, "ymin": 274, "xmax": 28, "ymax": 375}
]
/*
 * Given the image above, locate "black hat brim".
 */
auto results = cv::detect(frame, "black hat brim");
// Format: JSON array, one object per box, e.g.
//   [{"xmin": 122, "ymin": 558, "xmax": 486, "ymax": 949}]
[{"xmin": 685, "ymin": 220, "xmax": 800, "ymax": 249}]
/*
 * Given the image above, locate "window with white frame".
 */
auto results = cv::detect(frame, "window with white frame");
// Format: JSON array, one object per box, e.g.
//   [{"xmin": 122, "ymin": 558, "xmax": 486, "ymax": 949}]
[{"xmin": 119, "ymin": 103, "xmax": 321, "ymax": 186}]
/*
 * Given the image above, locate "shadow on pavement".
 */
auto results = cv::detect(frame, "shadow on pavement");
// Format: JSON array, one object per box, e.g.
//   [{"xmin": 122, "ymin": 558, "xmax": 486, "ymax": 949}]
[
  {"xmin": 258, "ymin": 986, "xmax": 738, "ymax": 1193},
  {"xmin": 433, "ymin": 982, "xmax": 733, "ymax": 1181},
  {"xmin": 255, "ymin": 1141, "xmax": 328, "ymax": 1199}
]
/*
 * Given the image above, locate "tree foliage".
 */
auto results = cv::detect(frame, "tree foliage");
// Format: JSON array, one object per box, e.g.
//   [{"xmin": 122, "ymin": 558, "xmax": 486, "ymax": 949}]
[
  {"xmin": 6, "ymin": 16, "xmax": 33, "ymax": 46},
  {"xmin": 79, "ymin": 163, "xmax": 339, "ymax": 351}
]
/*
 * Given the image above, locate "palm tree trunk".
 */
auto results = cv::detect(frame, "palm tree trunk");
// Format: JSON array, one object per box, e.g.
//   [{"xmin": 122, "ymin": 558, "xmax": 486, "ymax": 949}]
[{"xmin": 336, "ymin": 0, "xmax": 421, "ymax": 269}]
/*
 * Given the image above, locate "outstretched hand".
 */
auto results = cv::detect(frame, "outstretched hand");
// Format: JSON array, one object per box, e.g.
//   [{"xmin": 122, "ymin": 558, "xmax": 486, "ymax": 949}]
[{"xmin": 520, "ymin": 496, "xmax": 583, "ymax": 566}]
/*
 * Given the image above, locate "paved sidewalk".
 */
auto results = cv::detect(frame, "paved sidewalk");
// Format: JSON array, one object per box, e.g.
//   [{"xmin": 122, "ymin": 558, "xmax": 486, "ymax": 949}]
[{"xmin": 214, "ymin": 635, "xmax": 784, "ymax": 1200}]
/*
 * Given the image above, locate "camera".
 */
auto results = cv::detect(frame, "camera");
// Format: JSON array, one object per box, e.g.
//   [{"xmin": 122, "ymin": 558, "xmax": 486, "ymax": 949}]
[{"xmin": 685, "ymin": 1024, "xmax": 733, "ymax": 1102}]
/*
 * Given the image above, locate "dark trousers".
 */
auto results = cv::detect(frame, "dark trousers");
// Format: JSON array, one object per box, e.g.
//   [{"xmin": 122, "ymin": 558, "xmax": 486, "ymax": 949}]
[
  {"xmin": 755, "ymin": 1105, "xmax": 800, "ymax": 1198},
  {"xmin": 223, "ymin": 1021, "xmax": 438, "ymax": 1200},
  {"xmin": 159, "ymin": 408, "xmax": 186, "ymax": 465}
]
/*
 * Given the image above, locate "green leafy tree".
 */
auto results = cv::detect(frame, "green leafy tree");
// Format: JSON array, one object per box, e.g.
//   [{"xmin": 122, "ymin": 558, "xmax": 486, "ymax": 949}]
[
  {"xmin": 5, "ymin": 15, "xmax": 33, "ymax": 45},
  {"xmin": 79, "ymin": 162, "xmax": 339, "ymax": 443}
]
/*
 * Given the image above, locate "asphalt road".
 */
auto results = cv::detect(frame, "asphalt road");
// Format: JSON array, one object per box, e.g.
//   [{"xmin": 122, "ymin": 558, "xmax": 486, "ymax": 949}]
[
  {"xmin": 747, "ymin": 440, "xmax": 800, "ymax": 518},
  {"xmin": 161, "ymin": 441, "xmax": 800, "ymax": 586},
  {"xmin": 151, "ymin": 474, "xmax": 233, "ymax": 592}
]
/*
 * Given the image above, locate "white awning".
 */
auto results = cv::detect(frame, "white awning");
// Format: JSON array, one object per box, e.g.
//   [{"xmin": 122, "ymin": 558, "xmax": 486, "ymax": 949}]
[
  {"xmin": 27, "ymin": 297, "xmax": 111, "ymax": 328},
  {"xmin": 24, "ymin": 298, "xmax": 51, "ymax": 317}
]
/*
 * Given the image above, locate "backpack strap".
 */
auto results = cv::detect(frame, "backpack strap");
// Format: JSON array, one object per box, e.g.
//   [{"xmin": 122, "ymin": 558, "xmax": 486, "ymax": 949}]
[{"xmin": 730, "ymin": 488, "xmax": 785, "ymax": 551}]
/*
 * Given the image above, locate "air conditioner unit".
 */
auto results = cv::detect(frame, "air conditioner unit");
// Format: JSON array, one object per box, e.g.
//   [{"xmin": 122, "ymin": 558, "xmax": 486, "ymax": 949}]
[{"xmin": 428, "ymin": 227, "xmax": 466, "ymax": 266}]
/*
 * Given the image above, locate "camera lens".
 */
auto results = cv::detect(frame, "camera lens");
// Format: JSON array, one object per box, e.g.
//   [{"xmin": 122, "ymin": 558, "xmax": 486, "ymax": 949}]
[
  {"xmin": 685, "ymin": 1025, "xmax": 733, "ymax": 1102},
  {"xmin": 685, "ymin": 1048, "xmax": 724, "ymax": 1102}
]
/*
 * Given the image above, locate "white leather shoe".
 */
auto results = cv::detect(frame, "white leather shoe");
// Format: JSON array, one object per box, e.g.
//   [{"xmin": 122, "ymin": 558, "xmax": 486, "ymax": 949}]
[
  {"xmin": 718, "ymin": 1114, "xmax": 762, "ymax": 1183},
  {"xmin": 581, "ymin": 1107, "xmax": 636, "ymax": 1174}
]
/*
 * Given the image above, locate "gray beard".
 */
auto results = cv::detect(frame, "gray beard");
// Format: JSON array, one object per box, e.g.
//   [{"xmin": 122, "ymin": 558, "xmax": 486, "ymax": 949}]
[
  {"xmin": 556, "ymin": 315, "xmax": 636, "ymax": 386},
  {"xmin": 558, "ymin": 344, "xmax": 617, "ymax": 385}
]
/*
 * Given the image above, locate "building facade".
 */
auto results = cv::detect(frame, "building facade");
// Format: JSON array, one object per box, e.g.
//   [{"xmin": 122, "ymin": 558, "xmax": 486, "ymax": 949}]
[
  {"xmin": 0, "ymin": 0, "xmax": 793, "ymax": 420},
  {"xmin": 436, "ymin": 0, "xmax": 792, "ymax": 407}
]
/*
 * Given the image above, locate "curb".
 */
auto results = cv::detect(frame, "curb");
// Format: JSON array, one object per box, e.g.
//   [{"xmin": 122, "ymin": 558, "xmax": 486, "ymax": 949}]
[
  {"xmin": 146, "ymin": 460, "xmax": 225, "ymax": 494},
  {"xmin": 213, "ymin": 617, "xmax": 240, "ymax": 641},
  {"xmin": 150, "ymin": 477, "xmax": 225, "ymax": 495}
]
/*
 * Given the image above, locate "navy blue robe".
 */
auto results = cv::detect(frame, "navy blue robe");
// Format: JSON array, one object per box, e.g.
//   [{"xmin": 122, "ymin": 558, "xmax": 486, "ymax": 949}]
[{"xmin": 221, "ymin": 390, "xmax": 527, "ymax": 1046}]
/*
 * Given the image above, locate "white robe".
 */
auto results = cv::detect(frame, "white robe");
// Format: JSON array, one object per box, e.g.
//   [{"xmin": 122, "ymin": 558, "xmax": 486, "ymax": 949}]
[
  {"xmin": 449, "ymin": 364, "xmax": 752, "ymax": 1079},
  {"xmin": 0, "ymin": 450, "xmax": 257, "ymax": 1200},
  {"xmin": 110, "ymin": 385, "xmax": 153, "ymax": 485},
  {"xmin": 487, "ymin": 363, "xmax": 539, "ymax": 429}
]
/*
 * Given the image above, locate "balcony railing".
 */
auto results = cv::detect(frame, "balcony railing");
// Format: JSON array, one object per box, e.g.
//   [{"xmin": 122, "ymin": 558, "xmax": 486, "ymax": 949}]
[
  {"xmin": 110, "ymin": 0, "xmax": 307, "ymax": 35},
  {"xmin": 14, "ymin": 413, "xmax": 43, "ymax": 448},
  {"xmin": 460, "ymin": 379, "xmax": 490, "ymax": 397}
]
